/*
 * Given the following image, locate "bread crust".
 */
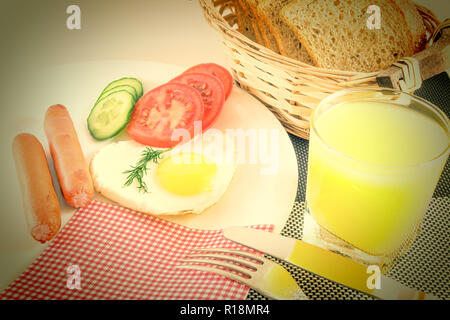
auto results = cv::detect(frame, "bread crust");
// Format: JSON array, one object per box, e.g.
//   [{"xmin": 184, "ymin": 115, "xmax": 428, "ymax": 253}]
[
  {"xmin": 237, "ymin": 0, "xmax": 264, "ymax": 45},
  {"xmin": 233, "ymin": 0, "xmax": 258, "ymax": 42},
  {"xmin": 258, "ymin": 0, "xmax": 313, "ymax": 63},
  {"xmin": 246, "ymin": 0, "xmax": 281, "ymax": 52},
  {"xmin": 393, "ymin": 0, "xmax": 426, "ymax": 52}
]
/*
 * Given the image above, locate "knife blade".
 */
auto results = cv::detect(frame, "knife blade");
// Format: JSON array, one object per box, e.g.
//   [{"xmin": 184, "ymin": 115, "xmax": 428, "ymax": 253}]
[{"xmin": 223, "ymin": 226, "xmax": 439, "ymax": 300}]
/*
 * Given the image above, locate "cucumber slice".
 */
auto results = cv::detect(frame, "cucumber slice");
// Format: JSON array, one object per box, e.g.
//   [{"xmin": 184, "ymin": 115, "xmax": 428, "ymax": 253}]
[
  {"xmin": 87, "ymin": 90, "xmax": 135, "ymax": 140},
  {"xmin": 97, "ymin": 85, "xmax": 137, "ymax": 103},
  {"xmin": 102, "ymin": 77, "xmax": 143, "ymax": 99}
]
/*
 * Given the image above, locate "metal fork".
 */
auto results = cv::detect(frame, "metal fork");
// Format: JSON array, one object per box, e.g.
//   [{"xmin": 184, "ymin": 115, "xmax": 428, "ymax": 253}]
[{"xmin": 176, "ymin": 248, "xmax": 308, "ymax": 300}]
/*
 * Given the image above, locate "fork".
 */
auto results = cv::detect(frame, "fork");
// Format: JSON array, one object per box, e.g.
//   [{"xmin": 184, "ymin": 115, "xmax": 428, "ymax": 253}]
[{"xmin": 176, "ymin": 248, "xmax": 308, "ymax": 300}]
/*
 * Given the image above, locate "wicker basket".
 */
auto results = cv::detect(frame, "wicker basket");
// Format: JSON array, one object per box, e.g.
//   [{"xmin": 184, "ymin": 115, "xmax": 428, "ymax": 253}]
[{"xmin": 199, "ymin": 0, "xmax": 442, "ymax": 139}]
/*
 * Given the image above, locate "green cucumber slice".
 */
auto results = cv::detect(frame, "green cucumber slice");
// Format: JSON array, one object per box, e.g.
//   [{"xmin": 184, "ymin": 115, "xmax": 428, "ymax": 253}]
[
  {"xmin": 97, "ymin": 85, "xmax": 137, "ymax": 103},
  {"xmin": 87, "ymin": 90, "xmax": 135, "ymax": 140},
  {"xmin": 102, "ymin": 77, "xmax": 143, "ymax": 99}
]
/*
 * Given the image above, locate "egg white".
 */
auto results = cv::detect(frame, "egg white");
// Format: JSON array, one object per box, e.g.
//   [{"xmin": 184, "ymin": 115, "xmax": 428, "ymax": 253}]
[{"xmin": 90, "ymin": 135, "xmax": 236, "ymax": 216}]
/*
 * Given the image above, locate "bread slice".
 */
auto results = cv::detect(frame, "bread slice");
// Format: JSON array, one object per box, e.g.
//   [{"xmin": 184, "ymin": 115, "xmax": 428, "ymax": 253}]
[
  {"xmin": 258, "ymin": 0, "xmax": 313, "ymax": 64},
  {"xmin": 394, "ymin": 0, "xmax": 426, "ymax": 53},
  {"xmin": 237, "ymin": 0, "xmax": 264, "ymax": 45},
  {"xmin": 281, "ymin": 0, "xmax": 415, "ymax": 72},
  {"xmin": 232, "ymin": 0, "xmax": 259, "ymax": 42},
  {"xmin": 244, "ymin": 0, "xmax": 280, "ymax": 52}
]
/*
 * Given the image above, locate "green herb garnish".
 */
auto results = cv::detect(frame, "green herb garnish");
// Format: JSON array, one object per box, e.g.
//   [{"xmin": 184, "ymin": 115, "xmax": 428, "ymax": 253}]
[{"xmin": 123, "ymin": 147, "xmax": 169, "ymax": 193}]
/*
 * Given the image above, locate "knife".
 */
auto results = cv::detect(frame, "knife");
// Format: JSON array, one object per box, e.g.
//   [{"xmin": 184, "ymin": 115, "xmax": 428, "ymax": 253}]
[{"xmin": 223, "ymin": 226, "xmax": 440, "ymax": 300}]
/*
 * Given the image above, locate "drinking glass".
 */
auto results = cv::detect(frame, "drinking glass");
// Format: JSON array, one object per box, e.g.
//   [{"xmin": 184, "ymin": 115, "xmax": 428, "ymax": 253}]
[{"xmin": 305, "ymin": 88, "xmax": 449, "ymax": 272}]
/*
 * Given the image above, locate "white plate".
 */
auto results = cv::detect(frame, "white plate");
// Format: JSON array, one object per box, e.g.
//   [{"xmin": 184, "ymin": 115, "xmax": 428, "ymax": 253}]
[{"xmin": 0, "ymin": 60, "xmax": 298, "ymax": 290}]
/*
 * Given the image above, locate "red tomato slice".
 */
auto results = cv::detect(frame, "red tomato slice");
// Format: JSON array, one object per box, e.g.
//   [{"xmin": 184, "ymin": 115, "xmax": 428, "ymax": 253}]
[
  {"xmin": 126, "ymin": 83, "xmax": 204, "ymax": 148},
  {"xmin": 170, "ymin": 73, "xmax": 225, "ymax": 130},
  {"xmin": 183, "ymin": 63, "xmax": 233, "ymax": 100}
]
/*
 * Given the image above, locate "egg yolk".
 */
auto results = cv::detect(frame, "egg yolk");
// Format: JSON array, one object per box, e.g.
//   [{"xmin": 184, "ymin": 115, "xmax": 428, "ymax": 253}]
[{"xmin": 156, "ymin": 153, "xmax": 217, "ymax": 196}]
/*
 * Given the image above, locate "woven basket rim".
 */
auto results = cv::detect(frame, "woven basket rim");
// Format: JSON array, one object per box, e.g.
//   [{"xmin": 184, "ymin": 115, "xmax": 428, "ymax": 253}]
[{"xmin": 200, "ymin": 0, "xmax": 441, "ymax": 77}]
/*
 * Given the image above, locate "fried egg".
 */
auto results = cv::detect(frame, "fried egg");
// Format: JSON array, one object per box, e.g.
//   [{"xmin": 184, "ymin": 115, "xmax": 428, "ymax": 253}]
[{"xmin": 90, "ymin": 133, "xmax": 236, "ymax": 215}]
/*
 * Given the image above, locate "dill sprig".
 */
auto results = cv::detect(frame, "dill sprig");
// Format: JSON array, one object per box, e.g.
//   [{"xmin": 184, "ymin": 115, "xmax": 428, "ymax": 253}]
[{"xmin": 123, "ymin": 147, "xmax": 169, "ymax": 193}]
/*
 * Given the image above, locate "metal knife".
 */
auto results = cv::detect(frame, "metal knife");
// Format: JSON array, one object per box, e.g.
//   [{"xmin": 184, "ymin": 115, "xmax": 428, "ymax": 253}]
[{"xmin": 223, "ymin": 226, "xmax": 440, "ymax": 300}]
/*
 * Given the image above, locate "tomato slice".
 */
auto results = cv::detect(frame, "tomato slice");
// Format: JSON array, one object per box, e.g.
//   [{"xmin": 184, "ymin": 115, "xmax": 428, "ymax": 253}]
[
  {"xmin": 170, "ymin": 73, "xmax": 225, "ymax": 130},
  {"xmin": 183, "ymin": 63, "xmax": 233, "ymax": 100},
  {"xmin": 126, "ymin": 83, "xmax": 204, "ymax": 148}
]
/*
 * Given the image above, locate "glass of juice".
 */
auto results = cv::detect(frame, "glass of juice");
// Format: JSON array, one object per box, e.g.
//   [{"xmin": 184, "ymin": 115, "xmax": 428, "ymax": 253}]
[{"xmin": 305, "ymin": 88, "xmax": 449, "ymax": 272}]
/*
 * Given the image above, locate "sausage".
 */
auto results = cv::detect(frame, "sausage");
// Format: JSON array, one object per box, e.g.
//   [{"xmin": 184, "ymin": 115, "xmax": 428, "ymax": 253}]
[
  {"xmin": 44, "ymin": 104, "xmax": 94, "ymax": 208},
  {"xmin": 12, "ymin": 133, "xmax": 61, "ymax": 243}
]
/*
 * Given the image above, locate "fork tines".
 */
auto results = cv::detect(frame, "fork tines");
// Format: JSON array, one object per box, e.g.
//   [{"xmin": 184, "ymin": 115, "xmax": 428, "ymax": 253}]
[
  {"xmin": 177, "ymin": 248, "xmax": 266, "ymax": 282},
  {"xmin": 176, "ymin": 247, "xmax": 308, "ymax": 300}
]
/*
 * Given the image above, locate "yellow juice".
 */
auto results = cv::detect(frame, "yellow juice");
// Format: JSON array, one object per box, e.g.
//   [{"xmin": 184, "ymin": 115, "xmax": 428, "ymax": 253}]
[{"xmin": 306, "ymin": 100, "xmax": 449, "ymax": 256}]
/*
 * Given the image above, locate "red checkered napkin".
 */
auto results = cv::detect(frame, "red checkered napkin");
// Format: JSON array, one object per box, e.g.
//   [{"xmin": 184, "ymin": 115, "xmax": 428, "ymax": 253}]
[{"xmin": 0, "ymin": 200, "xmax": 273, "ymax": 300}]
